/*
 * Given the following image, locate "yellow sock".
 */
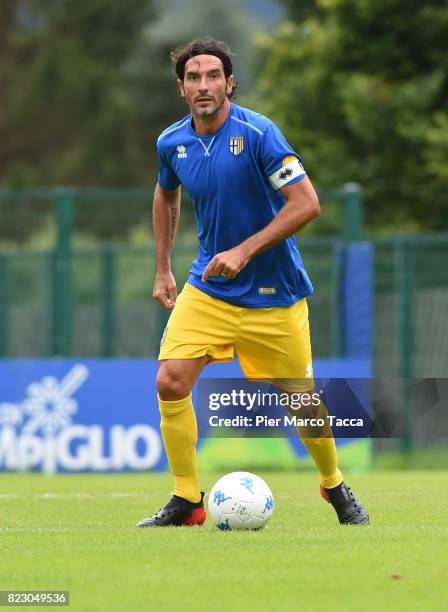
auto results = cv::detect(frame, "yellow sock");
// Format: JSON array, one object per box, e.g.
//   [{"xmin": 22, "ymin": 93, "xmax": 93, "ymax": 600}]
[
  {"xmin": 300, "ymin": 436, "xmax": 343, "ymax": 489},
  {"xmin": 296, "ymin": 400, "xmax": 343, "ymax": 489},
  {"xmin": 158, "ymin": 393, "xmax": 201, "ymax": 503}
]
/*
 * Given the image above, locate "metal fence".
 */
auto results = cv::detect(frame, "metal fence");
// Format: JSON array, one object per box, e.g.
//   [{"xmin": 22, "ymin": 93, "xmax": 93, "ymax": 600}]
[
  {"xmin": 0, "ymin": 240, "xmax": 344, "ymax": 359},
  {"xmin": 0, "ymin": 186, "xmax": 363, "ymax": 360},
  {"xmin": 2, "ymin": 188, "xmax": 448, "ymax": 380},
  {"xmin": 374, "ymin": 234, "xmax": 448, "ymax": 379},
  {"xmin": 373, "ymin": 234, "xmax": 448, "ymax": 456}
]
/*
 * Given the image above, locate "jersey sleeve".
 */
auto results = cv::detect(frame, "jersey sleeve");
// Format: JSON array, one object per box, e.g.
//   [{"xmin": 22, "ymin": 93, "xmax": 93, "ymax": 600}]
[
  {"xmin": 157, "ymin": 141, "xmax": 181, "ymax": 191},
  {"xmin": 259, "ymin": 123, "xmax": 306, "ymax": 190}
]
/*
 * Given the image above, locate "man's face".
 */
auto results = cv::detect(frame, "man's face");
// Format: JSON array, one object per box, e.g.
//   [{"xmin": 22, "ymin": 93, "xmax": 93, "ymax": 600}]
[{"xmin": 178, "ymin": 54, "xmax": 233, "ymax": 119}]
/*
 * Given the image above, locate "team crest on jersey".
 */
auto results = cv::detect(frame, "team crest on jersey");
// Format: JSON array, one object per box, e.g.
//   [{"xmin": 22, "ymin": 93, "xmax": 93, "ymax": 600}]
[
  {"xmin": 230, "ymin": 136, "xmax": 244, "ymax": 155},
  {"xmin": 176, "ymin": 145, "xmax": 187, "ymax": 159}
]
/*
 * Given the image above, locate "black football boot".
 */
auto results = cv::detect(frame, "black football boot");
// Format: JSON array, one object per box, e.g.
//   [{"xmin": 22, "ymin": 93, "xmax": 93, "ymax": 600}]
[
  {"xmin": 321, "ymin": 482, "xmax": 369, "ymax": 525},
  {"xmin": 137, "ymin": 492, "xmax": 206, "ymax": 528}
]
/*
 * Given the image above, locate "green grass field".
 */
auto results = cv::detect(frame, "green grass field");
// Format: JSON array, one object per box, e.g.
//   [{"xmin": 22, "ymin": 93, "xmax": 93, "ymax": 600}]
[{"xmin": 1, "ymin": 471, "xmax": 447, "ymax": 611}]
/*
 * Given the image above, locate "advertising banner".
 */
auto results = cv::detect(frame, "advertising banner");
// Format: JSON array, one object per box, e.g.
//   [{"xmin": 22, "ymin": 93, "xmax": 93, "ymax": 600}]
[{"xmin": 0, "ymin": 359, "xmax": 371, "ymax": 473}]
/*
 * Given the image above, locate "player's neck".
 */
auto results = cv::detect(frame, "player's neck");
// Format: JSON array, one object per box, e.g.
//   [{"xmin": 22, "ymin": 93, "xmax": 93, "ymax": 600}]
[{"xmin": 191, "ymin": 99, "xmax": 231, "ymax": 136}]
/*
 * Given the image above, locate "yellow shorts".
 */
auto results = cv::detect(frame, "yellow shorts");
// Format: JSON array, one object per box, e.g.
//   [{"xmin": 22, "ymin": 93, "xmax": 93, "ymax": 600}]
[{"xmin": 159, "ymin": 284, "xmax": 314, "ymax": 391}]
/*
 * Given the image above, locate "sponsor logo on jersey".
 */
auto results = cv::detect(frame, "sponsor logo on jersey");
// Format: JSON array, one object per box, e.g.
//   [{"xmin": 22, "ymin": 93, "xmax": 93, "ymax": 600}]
[
  {"xmin": 230, "ymin": 136, "xmax": 244, "ymax": 155},
  {"xmin": 176, "ymin": 145, "xmax": 187, "ymax": 158},
  {"xmin": 258, "ymin": 287, "xmax": 277, "ymax": 295}
]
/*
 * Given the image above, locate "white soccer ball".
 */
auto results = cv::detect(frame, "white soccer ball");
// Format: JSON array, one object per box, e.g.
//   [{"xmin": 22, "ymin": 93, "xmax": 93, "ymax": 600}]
[{"xmin": 208, "ymin": 471, "xmax": 274, "ymax": 531}]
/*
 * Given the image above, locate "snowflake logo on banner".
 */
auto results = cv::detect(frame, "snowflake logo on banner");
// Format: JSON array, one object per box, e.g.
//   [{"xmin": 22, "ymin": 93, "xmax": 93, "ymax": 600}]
[{"xmin": 21, "ymin": 365, "xmax": 89, "ymax": 435}]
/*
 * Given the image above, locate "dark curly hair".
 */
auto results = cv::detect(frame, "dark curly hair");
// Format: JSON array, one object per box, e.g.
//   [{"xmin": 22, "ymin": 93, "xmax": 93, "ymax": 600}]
[{"xmin": 170, "ymin": 37, "xmax": 238, "ymax": 99}]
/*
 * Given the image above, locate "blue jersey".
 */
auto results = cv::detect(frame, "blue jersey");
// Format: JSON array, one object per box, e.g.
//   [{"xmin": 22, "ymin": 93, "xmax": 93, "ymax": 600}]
[{"xmin": 156, "ymin": 103, "xmax": 314, "ymax": 307}]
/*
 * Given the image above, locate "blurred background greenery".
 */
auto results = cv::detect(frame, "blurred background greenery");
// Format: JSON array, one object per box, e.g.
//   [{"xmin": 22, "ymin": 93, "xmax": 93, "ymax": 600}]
[{"xmin": 2, "ymin": 0, "xmax": 448, "ymax": 238}]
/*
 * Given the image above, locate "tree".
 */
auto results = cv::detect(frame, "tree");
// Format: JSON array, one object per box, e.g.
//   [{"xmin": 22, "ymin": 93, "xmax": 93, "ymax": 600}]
[
  {"xmin": 0, "ymin": 0, "xmax": 155, "ymax": 189},
  {"xmin": 253, "ymin": 0, "xmax": 448, "ymax": 230},
  {"xmin": 0, "ymin": 0, "xmax": 159, "ymax": 240},
  {"xmin": 280, "ymin": 0, "xmax": 321, "ymax": 22}
]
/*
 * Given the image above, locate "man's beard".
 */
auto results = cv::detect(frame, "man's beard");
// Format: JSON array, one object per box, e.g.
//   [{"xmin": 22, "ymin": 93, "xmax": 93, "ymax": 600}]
[{"xmin": 195, "ymin": 95, "xmax": 226, "ymax": 119}]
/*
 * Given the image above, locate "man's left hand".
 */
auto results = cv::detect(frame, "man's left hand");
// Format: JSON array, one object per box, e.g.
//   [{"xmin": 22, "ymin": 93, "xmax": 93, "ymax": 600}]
[{"xmin": 201, "ymin": 245, "xmax": 251, "ymax": 282}]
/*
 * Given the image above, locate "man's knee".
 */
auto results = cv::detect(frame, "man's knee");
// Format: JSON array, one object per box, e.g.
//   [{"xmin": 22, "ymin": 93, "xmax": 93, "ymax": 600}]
[{"xmin": 156, "ymin": 362, "xmax": 192, "ymax": 400}]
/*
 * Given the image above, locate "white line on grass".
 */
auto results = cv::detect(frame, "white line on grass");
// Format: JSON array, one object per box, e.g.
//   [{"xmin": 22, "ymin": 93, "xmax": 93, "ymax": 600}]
[
  {"xmin": 0, "ymin": 527, "xmax": 138, "ymax": 533},
  {"xmin": 0, "ymin": 492, "xmax": 148, "ymax": 500}
]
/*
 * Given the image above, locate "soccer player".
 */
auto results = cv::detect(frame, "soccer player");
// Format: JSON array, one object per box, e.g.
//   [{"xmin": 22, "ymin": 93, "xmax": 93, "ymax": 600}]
[{"xmin": 137, "ymin": 37, "xmax": 369, "ymax": 527}]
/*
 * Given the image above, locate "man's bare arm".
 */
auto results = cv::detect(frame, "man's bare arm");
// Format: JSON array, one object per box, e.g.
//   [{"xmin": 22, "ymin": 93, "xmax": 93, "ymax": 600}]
[
  {"xmin": 202, "ymin": 176, "xmax": 320, "ymax": 281},
  {"xmin": 152, "ymin": 183, "xmax": 181, "ymax": 308}
]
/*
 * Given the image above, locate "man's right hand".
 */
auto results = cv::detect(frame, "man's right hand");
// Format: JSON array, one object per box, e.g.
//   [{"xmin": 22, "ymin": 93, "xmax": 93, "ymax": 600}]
[{"xmin": 153, "ymin": 272, "xmax": 177, "ymax": 309}]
